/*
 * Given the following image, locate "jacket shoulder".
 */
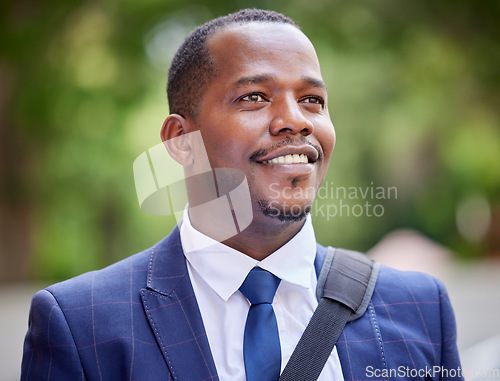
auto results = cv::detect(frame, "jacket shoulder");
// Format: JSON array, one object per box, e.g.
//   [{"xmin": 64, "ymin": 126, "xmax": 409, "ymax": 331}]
[
  {"xmin": 374, "ymin": 264, "xmax": 448, "ymax": 302},
  {"xmin": 46, "ymin": 244, "xmax": 153, "ymax": 299},
  {"xmin": 46, "ymin": 226, "xmax": 181, "ymax": 298},
  {"xmin": 23, "ymin": 232, "xmax": 180, "ymax": 380},
  {"xmin": 369, "ymin": 265, "xmax": 461, "ymax": 370}
]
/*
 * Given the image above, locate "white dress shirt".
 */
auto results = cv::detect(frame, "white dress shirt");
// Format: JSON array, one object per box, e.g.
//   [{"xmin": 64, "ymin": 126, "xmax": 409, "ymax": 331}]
[{"xmin": 180, "ymin": 209, "xmax": 344, "ymax": 380}]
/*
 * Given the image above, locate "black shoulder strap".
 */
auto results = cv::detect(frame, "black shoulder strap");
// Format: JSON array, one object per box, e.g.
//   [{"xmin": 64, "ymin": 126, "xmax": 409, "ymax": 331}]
[
  {"xmin": 318, "ymin": 247, "xmax": 380, "ymax": 322},
  {"xmin": 278, "ymin": 247, "xmax": 379, "ymax": 381}
]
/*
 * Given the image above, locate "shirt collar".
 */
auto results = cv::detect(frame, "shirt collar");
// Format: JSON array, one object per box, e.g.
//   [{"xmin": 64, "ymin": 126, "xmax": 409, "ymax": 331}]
[{"xmin": 180, "ymin": 208, "xmax": 317, "ymax": 301}]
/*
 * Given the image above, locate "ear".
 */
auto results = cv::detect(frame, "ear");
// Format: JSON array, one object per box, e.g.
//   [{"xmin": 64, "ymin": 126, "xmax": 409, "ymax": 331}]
[{"xmin": 161, "ymin": 114, "xmax": 194, "ymax": 166}]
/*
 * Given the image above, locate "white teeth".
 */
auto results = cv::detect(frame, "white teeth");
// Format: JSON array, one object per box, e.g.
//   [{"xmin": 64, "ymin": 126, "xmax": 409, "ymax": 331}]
[{"xmin": 265, "ymin": 154, "xmax": 309, "ymax": 164}]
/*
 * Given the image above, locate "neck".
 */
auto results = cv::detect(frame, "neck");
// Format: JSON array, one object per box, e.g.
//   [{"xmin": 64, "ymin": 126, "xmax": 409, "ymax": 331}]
[{"xmin": 191, "ymin": 211, "xmax": 306, "ymax": 261}]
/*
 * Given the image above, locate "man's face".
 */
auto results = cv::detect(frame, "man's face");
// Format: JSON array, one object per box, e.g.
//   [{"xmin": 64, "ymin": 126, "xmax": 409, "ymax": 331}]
[{"xmin": 193, "ymin": 22, "xmax": 335, "ymax": 226}]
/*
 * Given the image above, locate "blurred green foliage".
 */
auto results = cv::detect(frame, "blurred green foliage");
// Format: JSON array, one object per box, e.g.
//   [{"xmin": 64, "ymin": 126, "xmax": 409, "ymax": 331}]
[{"xmin": 1, "ymin": 0, "xmax": 499, "ymax": 281}]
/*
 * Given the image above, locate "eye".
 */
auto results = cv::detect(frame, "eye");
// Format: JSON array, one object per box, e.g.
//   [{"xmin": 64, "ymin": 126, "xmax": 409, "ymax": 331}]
[
  {"xmin": 240, "ymin": 93, "xmax": 267, "ymax": 103},
  {"xmin": 301, "ymin": 96, "xmax": 324, "ymax": 106}
]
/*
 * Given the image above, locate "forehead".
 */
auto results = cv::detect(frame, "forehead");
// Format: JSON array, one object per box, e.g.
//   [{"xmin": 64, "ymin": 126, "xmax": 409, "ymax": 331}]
[{"xmin": 206, "ymin": 22, "xmax": 322, "ymax": 84}]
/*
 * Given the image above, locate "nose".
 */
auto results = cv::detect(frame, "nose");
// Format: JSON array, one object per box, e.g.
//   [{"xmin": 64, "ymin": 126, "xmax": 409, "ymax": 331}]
[{"xmin": 268, "ymin": 96, "xmax": 314, "ymax": 137}]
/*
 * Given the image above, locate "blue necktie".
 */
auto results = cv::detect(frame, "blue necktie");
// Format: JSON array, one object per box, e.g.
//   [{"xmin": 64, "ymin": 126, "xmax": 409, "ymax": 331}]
[{"xmin": 239, "ymin": 267, "xmax": 281, "ymax": 381}]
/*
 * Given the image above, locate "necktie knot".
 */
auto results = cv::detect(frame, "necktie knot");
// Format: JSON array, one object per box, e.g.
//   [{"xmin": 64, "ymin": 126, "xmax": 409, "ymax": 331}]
[{"xmin": 240, "ymin": 267, "xmax": 281, "ymax": 305}]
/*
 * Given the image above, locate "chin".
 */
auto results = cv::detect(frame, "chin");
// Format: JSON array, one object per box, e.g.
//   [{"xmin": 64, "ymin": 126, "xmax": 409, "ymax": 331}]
[{"xmin": 257, "ymin": 199, "xmax": 312, "ymax": 222}]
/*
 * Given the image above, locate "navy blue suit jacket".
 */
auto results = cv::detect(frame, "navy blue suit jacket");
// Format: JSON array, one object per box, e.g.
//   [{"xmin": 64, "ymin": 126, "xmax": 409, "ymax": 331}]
[{"xmin": 22, "ymin": 227, "xmax": 463, "ymax": 380}]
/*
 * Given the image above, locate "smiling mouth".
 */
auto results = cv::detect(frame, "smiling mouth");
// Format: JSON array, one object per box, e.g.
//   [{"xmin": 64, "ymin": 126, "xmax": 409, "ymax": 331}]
[
  {"xmin": 251, "ymin": 141, "xmax": 321, "ymax": 165},
  {"xmin": 262, "ymin": 153, "xmax": 309, "ymax": 164}
]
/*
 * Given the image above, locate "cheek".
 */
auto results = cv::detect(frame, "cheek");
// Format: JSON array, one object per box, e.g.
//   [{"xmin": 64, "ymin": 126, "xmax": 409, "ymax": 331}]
[
  {"xmin": 316, "ymin": 125, "xmax": 336, "ymax": 163},
  {"xmin": 202, "ymin": 132, "xmax": 246, "ymax": 168},
  {"xmin": 206, "ymin": 115, "xmax": 266, "ymax": 163},
  {"xmin": 327, "ymin": 128, "xmax": 336, "ymax": 158}
]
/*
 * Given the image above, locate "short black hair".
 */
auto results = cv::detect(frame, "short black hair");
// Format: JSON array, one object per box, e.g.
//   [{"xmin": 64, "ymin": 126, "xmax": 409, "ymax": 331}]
[{"xmin": 167, "ymin": 9, "xmax": 298, "ymax": 119}]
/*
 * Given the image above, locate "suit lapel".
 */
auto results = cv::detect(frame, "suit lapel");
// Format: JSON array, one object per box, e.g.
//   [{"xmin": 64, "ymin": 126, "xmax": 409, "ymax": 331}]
[
  {"xmin": 314, "ymin": 243, "xmax": 327, "ymax": 277},
  {"xmin": 141, "ymin": 227, "xmax": 218, "ymax": 380}
]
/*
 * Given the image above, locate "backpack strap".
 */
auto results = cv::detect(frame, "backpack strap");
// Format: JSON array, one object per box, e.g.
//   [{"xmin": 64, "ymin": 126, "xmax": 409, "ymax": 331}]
[
  {"xmin": 278, "ymin": 247, "xmax": 379, "ymax": 381},
  {"xmin": 317, "ymin": 247, "xmax": 380, "ymax": 322}
]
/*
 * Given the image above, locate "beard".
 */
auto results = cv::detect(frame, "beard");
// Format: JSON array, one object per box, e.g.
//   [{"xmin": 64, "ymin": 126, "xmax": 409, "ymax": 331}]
[
  {"xmin": 247, "ymin": 164, "xmax": 316, "ymax": 223},
  {"xmin": 257, "ymin": 199, "xmax": 311, "ymax": 222}
]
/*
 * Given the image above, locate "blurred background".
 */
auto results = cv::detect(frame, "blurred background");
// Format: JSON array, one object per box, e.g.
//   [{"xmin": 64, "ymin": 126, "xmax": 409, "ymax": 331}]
[{"xmin": 1, "ymin": 0, "xmax": 499, "ymax": 379}]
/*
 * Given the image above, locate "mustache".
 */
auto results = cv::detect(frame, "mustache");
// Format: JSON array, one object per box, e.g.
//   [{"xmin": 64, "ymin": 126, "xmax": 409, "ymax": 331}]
[{"xmin": 249, "ymin": 136, "xmax": 322, "ymax": 162}]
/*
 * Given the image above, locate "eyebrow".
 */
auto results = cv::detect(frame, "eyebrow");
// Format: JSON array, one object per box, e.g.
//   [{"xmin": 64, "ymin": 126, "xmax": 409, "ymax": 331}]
[
  {"xmin": 233, "ymin": 74, "xmax": 275, "ymax": 88},
  {"xmin": 302, "ymin": 76, "xmax": 327, "ymax": 91},
  {"xmin": 232, "ymin": 75, "xmax": 327, "ymax": 91}
]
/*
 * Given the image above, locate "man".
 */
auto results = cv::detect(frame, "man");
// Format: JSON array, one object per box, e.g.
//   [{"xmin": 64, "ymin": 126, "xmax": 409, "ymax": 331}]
[{"xmin": 22, "ymin": 9, "xmax": 463, "ymax": 380}]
